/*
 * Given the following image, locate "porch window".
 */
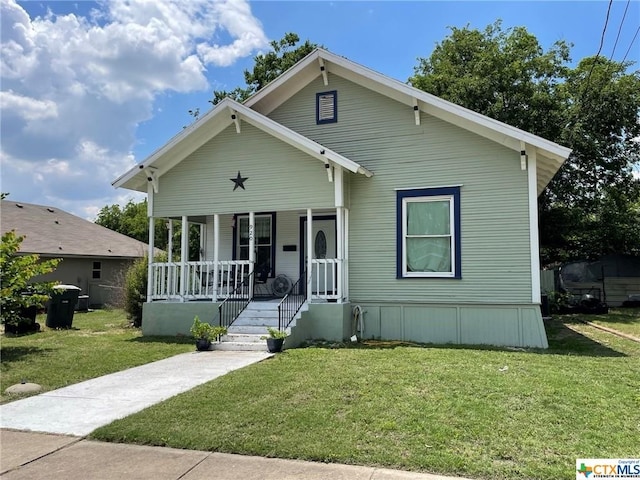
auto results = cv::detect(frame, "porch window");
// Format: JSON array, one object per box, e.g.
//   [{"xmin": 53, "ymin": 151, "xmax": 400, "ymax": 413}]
[
  {"xmin": 234, "ymin": 213, "xmax": 276, "ymax": 277},
  {"xmin": 397, "ymin": 187, "xmax": 461, "ymax": 278}
]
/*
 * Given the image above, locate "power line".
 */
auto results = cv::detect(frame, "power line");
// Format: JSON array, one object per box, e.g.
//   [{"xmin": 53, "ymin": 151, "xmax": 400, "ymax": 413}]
[
  {"xmin": 621, "ymin": 25, "xmax": 640, "ymax": 63},
  {"xmin": 610, "ymin": 0, "xmax": 630, "ymax": 59},
  {"xmin": 580, "ymin": 0, "xmax": 613, "ymax": 104}
]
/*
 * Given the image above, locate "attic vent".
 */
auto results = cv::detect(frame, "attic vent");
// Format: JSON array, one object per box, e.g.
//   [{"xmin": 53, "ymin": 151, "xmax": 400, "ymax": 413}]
[
  {"xmin": 47, "ymin": 208, "xmax": 55, "ymax": 213},
  {"xmin": 316, "ymin": 90, "xmax": 337, "ymax": 124}
]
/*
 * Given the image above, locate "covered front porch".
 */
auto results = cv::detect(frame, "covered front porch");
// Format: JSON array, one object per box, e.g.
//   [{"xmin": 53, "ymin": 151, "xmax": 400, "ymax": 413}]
[{"xmin": 145, "ymin": 207, "xmax": 351, "ymax": 304}]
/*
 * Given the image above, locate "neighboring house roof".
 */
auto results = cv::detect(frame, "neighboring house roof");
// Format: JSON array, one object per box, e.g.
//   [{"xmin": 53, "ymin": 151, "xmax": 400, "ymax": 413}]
[
  {"xmin": 1, "ymin": 200, "xmax": 149, "ymax": 259},
  {"xmin": 245, "ymin": 49, "xmax": 571, "ymax": 195},
  {"xmin": 113, "ymin": 97, "xmax": 373, "ymax": 193},
  {"xmin": 113, "ymin": 48, "xmax": 571, "ymax": 195}
]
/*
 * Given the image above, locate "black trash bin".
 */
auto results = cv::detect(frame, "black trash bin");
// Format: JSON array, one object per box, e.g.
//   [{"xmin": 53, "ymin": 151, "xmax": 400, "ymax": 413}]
[{"xmin": 46, "ymin": 285, "xmax": 81, "ymax": 329}]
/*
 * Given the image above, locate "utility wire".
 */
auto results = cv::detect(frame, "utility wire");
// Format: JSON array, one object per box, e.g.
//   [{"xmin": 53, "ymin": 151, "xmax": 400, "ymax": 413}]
[
  {"xmin": 609, "ymin": 0, "xmax": 630, "ymax": 59},
  {"xmin": 580, "ymin": 0, "xmax": 613, "ymax": 104},
  {"xmin": 621, "ymin": 25, "xmax": 640, "ymax": 63}
]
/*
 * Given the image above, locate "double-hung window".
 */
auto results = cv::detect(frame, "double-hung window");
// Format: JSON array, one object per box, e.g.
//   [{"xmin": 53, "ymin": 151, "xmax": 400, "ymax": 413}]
[
  {"xmin": 397, "ymin": 187, "xmax": 461, "ymax": 278},
  {"xmin": 235, "ymin": 213, "xmax": 276, "ymax": 277}
]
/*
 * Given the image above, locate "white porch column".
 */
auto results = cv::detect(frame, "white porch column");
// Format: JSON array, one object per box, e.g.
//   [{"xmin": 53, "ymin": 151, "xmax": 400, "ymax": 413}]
[
  {"xmin": 334, "ymin": 166, "xmax": 344, "ymax": 301},
  {"xmin": 180, "ymin": 216, "xmax": 188, "ymax": 301},
  {"xmin": 248, "ymin": 211, "xmax": 255, "ymax": 297},
  {"xmin": 213, "ymin": 214, "xmax": 219, "ymax": 302},
  {"xmin": 307, "ymin": 208, "xmax": 313, "ymax": 296},
  {"xmin": 344, "ymin": 207, "xmax": 349, "ymax": 300},
  {"xmin": 167, "ymin": 219, "xmax": 174, "ymax": 298},
  {"xmin": 167, "ymin": 220, "xmax": 173, "ymax": 261},
  {"xmin": 147, "ymin": 216, "xmax": 155, "ymax": 302},
  {"xmin": 336, "ymin": 206, "xmax": 343, "ymax": 302},
  {"xmin": 526, "ymin": 146, "xmax": 541, "ymax": 303}
]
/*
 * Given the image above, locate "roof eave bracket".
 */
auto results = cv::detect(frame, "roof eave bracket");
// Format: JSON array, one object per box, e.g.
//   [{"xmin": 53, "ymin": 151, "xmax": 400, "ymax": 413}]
[
  {"xmin": 319, "ymin": 58, "xmax": 328, "ymax": 86},
  {"xmin": 520, "ymin": 141, "xmax": 528, "ymax": 171},
  {"xmin": 231, "ymin": 111, "xmax": 241, "ymax": 134},
  {"xmin": 144, "ymin": 167, "xmax": 159, "ymax": 194}
]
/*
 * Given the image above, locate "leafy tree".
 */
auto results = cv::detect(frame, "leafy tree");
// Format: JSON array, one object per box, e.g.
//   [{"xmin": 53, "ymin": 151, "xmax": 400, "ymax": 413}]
[
  {"xmin": 410, "ymin": 21, "xmax": 640, "ymax": 265},
  {"xmin": 1, "ymin": 230, "xmax": 60, "ymax": 328},
  {"xmin": 208, "ymin": 32, "xmax": 318, "ymax": 106},
  {"xmin": 95, "ymin": 200, "xmax": 201, "ymax": 260}
]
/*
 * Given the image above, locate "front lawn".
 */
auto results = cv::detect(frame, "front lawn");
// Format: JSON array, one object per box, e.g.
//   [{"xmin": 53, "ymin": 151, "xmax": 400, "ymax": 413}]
[
  {"xmin": 90, "ymin": 313, "xmax": 640, "ymax": 480},
  {"xmin": 1, "ymin": 309, "xmax": 193, "ymax": 404}
]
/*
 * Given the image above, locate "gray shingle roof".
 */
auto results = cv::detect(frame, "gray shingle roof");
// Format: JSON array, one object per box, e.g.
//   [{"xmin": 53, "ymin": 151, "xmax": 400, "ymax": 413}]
[{"xmin": 1, "ymin": 200, "xmax": 149, "ymax": 258}]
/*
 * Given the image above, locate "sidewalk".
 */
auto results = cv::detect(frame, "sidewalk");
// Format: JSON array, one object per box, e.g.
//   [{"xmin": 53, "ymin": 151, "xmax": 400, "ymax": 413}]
[
  {"xmin": 0, "ymin": 351, "xmax": 273, "ymax": 436},
  {"xmin": 0, "ymin": 430, "xmax": 472, "ymax": 480}
]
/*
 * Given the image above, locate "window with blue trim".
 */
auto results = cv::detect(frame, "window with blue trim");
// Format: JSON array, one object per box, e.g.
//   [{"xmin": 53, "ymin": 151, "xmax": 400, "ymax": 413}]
[
  {"xmin": 397, "ymin": 187, "xmax": 461, "ymax": 278},
  {"xmin": 316, "ymin": 90, "xmax": 337, "ymax": 124}
]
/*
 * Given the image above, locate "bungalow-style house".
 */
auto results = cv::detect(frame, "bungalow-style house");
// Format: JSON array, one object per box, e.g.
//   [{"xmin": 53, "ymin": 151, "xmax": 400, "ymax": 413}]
[
  {"xmin": 113, "ymin": 49, "xmax": 571, "ymax": 348},
  {"xmin": 1, "ymin": 200, "xmax": 149, "ymax": 307}
]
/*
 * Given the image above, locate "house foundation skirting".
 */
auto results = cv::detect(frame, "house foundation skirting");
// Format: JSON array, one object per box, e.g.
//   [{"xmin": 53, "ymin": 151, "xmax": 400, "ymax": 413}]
[
  {"xmin": 346, "ymin": 302, "xmax": 548, "ymax": 348},
  {"xmin": 141, "ymin": 301, "xmax": 548, "ymax": 349}
]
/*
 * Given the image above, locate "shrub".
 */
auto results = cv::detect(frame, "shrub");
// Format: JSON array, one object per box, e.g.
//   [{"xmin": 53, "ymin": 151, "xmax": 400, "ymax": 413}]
[
  {"xmin": 123, "ymin": 256, "xmax": 147, "ymax": 327},
  {"xmin": 1, "ymin": 230, "xmax": 60, "ymax": 328}
]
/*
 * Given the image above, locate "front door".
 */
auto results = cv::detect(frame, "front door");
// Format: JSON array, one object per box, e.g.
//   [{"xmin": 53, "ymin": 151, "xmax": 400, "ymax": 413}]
[{"xmin": 301, "ymin": 217, "xmax": 336, "ymax": 295}]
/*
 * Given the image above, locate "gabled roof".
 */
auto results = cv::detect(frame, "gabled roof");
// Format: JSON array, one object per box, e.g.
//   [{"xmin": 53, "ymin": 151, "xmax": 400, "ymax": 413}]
[
  {"xmin": 245, "ymin": 49, "xmax": 572, "ymax": 195},
  {"xmin": 1, "ymin": 200, "xmax": 149, "ymax": 258},
  {"xmin": 113, "ymin": 98, "xmax": 372, "ymax": 193}
]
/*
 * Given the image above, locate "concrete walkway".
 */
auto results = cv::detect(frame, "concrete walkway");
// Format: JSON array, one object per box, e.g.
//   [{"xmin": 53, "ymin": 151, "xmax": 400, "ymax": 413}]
[
  {"xmin": 0, "ymin": 350, "xmax": 273, "ymax": 436},
  {"xmin": 0, "ymin": 430, "xmax": 472, "ymax": 480},
  {"xmin": 0, "ymin": 351, "xmax": 473, "ymax": 480}
]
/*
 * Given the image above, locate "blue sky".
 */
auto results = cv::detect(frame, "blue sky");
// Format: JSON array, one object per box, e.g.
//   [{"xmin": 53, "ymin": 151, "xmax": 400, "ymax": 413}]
[{"xmin": 2, "ymin": 0, "xmax": 638, "ymax": 218}]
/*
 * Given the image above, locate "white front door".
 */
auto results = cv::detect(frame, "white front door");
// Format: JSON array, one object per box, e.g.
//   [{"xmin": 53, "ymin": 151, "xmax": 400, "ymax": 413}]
[{"xmin": 303, "ymin": 218, "xmax": 336, "ymax": 294}]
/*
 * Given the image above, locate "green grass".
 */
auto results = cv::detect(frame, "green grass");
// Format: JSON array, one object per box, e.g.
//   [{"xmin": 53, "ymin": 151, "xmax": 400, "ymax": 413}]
[
  {"xmin": 90, "ymin": 313, "xmax": 640, "ymax": 480},
  {"xmin": 577, "ymin": 307, "xmax": 640, "ymax": 338},
  {"xmin": 1, "ymin": 309, "xmax": 193, "ymax": 404}
]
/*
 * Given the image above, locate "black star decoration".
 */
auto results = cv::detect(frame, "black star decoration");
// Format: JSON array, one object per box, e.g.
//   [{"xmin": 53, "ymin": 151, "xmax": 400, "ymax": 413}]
[{"xmin": 230, "ymin": 171, "xmax": 248, "ymax": 191}]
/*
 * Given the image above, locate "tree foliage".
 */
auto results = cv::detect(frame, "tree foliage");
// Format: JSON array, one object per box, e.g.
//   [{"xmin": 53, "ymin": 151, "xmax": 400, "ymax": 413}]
[
  {"xmin": 95, "ymin": 200, "xmax": 201, "ymax": 260},
  {"xmin": 410, "ymin": 21, "xmax": 640, "ymax": 265},
  {"xmin": 0, "ymin": 230, "xmax": 60, "ymax": 326},
  {"xmin": 209, "ymin": 32, "xmax": 318, "ymax": 106}
]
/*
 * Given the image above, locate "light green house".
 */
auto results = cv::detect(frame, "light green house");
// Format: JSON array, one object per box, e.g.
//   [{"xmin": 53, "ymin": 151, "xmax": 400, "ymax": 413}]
[{"xmin": 113, "ymin": 49, "xmax": 571, "ymax": 349}]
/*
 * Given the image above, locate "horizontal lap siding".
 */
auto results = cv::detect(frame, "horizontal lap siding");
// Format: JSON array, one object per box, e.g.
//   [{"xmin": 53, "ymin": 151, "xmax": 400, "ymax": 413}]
[
  {"xmin": 270, "ymin": 75, "xmax": 532, "ymax": 304},
  {"xmin": 153, "ymin": 124, "xmax": 334, "ymax": 218}
]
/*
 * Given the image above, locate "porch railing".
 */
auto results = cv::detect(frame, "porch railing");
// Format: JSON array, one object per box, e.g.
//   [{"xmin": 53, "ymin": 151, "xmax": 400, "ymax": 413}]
[
  {"xmin": 277, "ymin": 269, "xmax": 307, "ymax": 331},
  {"xmin": 310, "ymin": 259, "xmax": 342, "ymax": 300},
  {"xmin": 217, "ymin": 271, "xmax": 254, "ymax": 329},
  {"xmin": 150, "ymin": 260, "xmax": 251, "ymax": 300}
]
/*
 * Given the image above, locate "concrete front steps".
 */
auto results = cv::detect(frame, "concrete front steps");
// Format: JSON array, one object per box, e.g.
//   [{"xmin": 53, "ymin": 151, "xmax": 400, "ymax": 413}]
[{"xmin": 211, "ymin": 299, "xmax": 299, "ymax": 352}]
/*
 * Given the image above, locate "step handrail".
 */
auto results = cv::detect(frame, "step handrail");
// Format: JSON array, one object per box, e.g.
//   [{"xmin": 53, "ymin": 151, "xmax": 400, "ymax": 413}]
[
  {"xmin": 217, "ymin": 271, "xmax": 254, "ymax": 329},
  {"xmin": 277, "ymin": 270, "xmax": 307, "ymax": 331}
]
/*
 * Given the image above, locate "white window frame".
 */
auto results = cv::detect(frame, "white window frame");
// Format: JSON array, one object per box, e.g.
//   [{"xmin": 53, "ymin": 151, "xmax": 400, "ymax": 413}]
[{"xmin": 402, "ymin": 195, "xmax": 456, "ymax": 278}]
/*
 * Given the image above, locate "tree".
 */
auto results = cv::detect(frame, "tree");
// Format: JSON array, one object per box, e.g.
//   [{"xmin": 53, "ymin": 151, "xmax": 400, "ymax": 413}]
[
  {"xmin": 410, "ymin": 21, "xmax": 640, "ymax": 265},
  {"xmin": 95, "ymin": 200, "xmax": 201, "ymax": 260},
  {"xmin": 208, "ymin": 32, "xmax": 318, "ymax": 106},
  {"xmin": 0, "ymin": 230, "xmax": 60, "ymax": 328}
]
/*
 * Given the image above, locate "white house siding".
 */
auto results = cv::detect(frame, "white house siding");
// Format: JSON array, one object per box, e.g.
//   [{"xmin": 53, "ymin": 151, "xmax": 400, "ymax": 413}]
[
  {"xmin": 153, "ymin": 124, "xmax": 335, "ymax": 218},
  {"xmin": 269, "ymin": 75, "xmax": 532, "ymax": 305}
]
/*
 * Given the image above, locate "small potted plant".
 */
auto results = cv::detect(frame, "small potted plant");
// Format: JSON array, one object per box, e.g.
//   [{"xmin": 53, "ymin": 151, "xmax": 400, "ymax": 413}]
[
  {"xmin": 190, "ymin": 316, "xmax": 227, "ymax": 351},
  {"xmin": 263, "ymin": 326, "xmax": 287, "ymax": 353}
]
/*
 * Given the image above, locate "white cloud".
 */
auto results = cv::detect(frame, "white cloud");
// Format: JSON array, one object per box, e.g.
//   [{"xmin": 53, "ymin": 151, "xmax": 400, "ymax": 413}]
[
  {"xmin": 0, "ymin": 0, "xmax": 268, "ymax": 217},
  {"xmin": 0, "ymin": 90, "xmax": 58, "ymax": 120}
]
